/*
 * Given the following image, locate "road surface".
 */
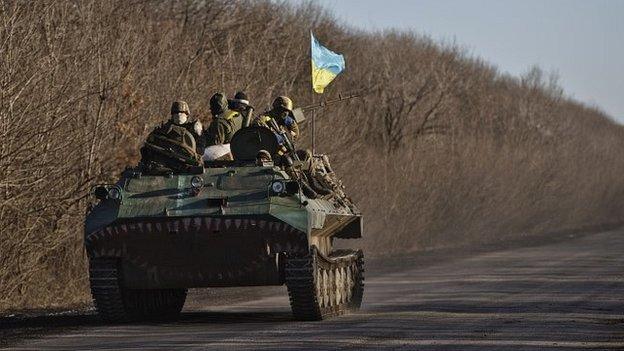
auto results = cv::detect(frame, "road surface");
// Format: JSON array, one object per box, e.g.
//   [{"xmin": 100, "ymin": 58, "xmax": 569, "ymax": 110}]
[{"xmin": 4, "ymin": 230, "xmax": 624, "ymax": 350}]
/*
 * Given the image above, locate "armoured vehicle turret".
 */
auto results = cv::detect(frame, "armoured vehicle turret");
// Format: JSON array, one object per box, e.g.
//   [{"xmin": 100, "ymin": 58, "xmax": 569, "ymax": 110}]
[{"xmin": 85, "ymin": 126, "xmax": 364, "ymax": 322}]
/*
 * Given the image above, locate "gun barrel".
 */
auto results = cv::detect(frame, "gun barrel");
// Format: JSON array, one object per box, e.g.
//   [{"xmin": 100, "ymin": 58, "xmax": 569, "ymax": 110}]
[
  {"xmin": 242, "ymin": 106, "xmax": 254, "ymax": 128},
  {"xmin": 300, "ymin": 92, "xmax": 363, "ymax": 112}
]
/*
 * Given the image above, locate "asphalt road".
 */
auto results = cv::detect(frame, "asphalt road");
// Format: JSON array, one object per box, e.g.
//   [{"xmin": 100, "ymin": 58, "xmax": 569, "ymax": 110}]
[{"xmin": 4, "ymin": 230, "xmax": 624, "ymax": 350}]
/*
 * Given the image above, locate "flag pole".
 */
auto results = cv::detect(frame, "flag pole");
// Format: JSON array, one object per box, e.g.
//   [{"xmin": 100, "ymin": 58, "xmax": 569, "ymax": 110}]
[
  {"xmin": 310, "ymin": 30, "xmax": 316, "ymax": 156},
  {"xmin": 311, "ymin": 93, "xmax": 316, "ymax": 155}
]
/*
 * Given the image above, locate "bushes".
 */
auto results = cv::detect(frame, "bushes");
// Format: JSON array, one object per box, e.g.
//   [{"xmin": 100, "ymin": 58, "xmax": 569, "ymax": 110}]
[{"xmin": 1, "ymin": 0, "xmax": 623, "ymax": 311}]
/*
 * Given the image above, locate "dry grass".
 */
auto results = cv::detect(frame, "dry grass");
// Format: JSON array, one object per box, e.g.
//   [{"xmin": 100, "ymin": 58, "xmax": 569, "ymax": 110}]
[{"xmin": 2, "ymin": 0, "xmax": 623, "ymax": 312}]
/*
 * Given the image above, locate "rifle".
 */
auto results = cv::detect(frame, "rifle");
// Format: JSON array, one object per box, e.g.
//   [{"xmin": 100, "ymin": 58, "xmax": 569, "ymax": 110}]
[{"xmin": 267, "ymin": 118, "xmax": 300, "ymax": 162}]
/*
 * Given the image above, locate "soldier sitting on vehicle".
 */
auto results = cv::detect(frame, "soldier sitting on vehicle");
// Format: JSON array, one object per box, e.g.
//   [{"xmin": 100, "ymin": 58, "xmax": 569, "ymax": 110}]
[
  {"xmin": 252, "ymin": 96, "xmax": 300, "ymax": 142},
  {"xmin": 203, "ymin": 92, "xmax": 241, "ymax": 161},
  {"xmin": 140, "ymin": 101, "xmax": 204, "ymax": 174}
]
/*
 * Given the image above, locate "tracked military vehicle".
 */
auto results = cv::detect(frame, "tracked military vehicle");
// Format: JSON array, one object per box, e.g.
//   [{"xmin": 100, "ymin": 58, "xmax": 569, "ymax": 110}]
[{"xmin": 84, "ymin": 125, "xmax": 364, "ymax": 322}]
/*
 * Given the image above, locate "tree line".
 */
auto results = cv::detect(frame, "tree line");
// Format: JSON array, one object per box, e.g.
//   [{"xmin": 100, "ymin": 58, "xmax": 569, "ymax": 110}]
[{"xmin": 2, "ymin": 0, "xmax": 623, "ymax": 311}]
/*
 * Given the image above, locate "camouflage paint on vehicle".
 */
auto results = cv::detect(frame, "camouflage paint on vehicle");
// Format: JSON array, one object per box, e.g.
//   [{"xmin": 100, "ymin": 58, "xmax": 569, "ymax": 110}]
[{"xmin": 84, "ymin": 164, "xmax": 362, "ymax": 289}]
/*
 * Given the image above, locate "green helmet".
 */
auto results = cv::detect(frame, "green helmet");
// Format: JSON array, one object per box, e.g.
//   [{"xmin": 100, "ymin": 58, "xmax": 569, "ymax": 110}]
[
  {"xmin": 272, "ymin": 96, "xmax": 293, "ymax": 112},
  {"xmin": 170, "ymin": 101, "xmax": 190, "ymax": 115},
  {"xmin": 256, "ymin": 149, "xmax": 272, "ymax": 161},
  {"xmin": 210, "ymin": 92, "xmax": 228, "ymax": 115}
]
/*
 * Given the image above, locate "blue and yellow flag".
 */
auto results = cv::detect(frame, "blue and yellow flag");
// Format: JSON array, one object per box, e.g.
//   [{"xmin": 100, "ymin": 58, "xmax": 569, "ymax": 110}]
[{"xmin": 311, "ymin": 32, "xmax": 345, "ymax": 94}]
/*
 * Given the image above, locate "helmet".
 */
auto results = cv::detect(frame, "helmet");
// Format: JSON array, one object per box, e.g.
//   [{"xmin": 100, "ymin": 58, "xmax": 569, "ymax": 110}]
[
  {"xmin": 210, "ymin": 93, "xmax": 228, "ymax": 115},
  {"xmin": 256, "ymin": 149, "xmax": 272, "ymax": 161},
  {"xmin": 171, "ymin": 101, "xmax": 190, "ymax": 115},
  {"xmin": 233, "ymin": 91, "xmax": 249, "ymax": 105},
  {"xmin": 272, "ymin": 96, "xmax": 293, "ymax": 112},
  {"xmin": 229, "ymin": 91, "xmax": 251, "ymax": 111}
]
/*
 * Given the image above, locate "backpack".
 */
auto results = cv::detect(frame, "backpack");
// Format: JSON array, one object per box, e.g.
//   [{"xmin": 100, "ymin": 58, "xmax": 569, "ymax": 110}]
[{"xmin": 142, "ymin": 122, "xmax": 203, "ymax": 171}]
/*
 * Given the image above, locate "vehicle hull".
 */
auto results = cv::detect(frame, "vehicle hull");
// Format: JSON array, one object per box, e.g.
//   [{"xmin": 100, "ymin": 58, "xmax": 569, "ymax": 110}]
[{"xmin": 85, "ymin": 215, "xmax": 308, "ymax": 289}]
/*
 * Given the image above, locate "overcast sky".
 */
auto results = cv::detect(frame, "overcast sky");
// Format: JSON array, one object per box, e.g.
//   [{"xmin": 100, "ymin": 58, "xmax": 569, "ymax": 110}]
[{"xmin": 310, "ymin": 0, "xmax": 624, "ymax": 122}]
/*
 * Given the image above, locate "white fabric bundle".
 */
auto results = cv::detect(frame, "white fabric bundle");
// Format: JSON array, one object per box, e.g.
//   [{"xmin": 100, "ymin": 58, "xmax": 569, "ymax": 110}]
[{"xmin": 203, "ymin": 144, "xmax": 231, "ymax": 161}]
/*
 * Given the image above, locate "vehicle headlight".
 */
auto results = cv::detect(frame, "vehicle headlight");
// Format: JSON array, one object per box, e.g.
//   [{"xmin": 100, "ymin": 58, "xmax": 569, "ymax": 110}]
[
  {"xmin": 191, "ymin": 176, "xmax": 204, "ymax": 189},
  {"xmin": 93, "ymin": 186, "xmax": 108, "ymax": 201},
  {"xmin": 107, "ymin": 186, "xmax": 122, "ymax": 200},
  {"xmin": 271, "ymin": 181, "xmax": 285, "ymax": 194}
]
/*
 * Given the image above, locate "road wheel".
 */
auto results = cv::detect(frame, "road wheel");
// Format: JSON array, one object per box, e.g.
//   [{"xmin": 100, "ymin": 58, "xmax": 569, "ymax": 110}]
[
  {"xmin": 89, "ymin": 258, "xmax": 187, "ymax": 322},
  {"xmin": 285, "ymin": 247, "xmax": 364, "ymax": 321}
]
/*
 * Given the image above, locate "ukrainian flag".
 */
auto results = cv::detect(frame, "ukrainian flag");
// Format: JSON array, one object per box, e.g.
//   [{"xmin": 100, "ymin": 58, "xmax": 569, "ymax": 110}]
[{"xmin": 311, "ymin": 32, "xmax": 345, "ymax": 94}]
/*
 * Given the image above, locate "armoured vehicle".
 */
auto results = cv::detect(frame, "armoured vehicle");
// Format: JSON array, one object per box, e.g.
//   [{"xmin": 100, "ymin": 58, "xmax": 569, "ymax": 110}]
[{"xmin": 84, "ymin": 126, "xmax": 364, "ymax": 322}]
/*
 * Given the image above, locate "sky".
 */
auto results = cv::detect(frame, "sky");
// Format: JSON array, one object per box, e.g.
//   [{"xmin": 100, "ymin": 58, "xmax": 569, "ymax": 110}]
[{"xmin": 309, "ymin": 0, "xmax": 624, "ymax": 122}]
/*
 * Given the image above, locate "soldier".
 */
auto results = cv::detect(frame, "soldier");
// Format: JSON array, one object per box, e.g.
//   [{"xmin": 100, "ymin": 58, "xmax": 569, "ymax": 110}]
[
  {"xmin": 204, "ymin": 92, "xmax": 241, "ymax": 160},
  {"xmin": 140, "ymin": 101, "xmax": 203, "ymax": 173},
  {"xmin": 172, "ymin": 101, "xmax": 200, "ymax": 132},
  {"xmin": 253, "ymin": 96, "xmax": 300, "ymax": 141},
  {"xmin": 255, "ymin": 149, "xmax": 273, "ymax": 165},
  {"xmin": 166, "ymin": 101, "xmax": 205, "ymax": 155},
  {"xmin": 228, "ymin": 91, "xmax": 254, "ymax": 128}
]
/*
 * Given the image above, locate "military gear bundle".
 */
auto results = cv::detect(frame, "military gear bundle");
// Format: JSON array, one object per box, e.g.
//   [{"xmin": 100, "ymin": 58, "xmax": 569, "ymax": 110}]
[{"xmin": 140, "ymin": 122, "xmax": 203, "ymax": 173}]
